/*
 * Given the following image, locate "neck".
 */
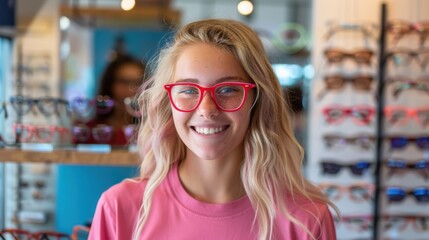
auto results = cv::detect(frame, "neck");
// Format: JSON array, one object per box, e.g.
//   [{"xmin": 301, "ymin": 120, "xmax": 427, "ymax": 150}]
[{"xmin": 178, "ymin": 153, "xmax": 246, "ymax": 204}]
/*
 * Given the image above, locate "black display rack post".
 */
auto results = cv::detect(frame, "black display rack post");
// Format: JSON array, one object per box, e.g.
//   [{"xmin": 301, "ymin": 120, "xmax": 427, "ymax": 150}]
[{"xmin": 373, "ymin": 2, "xmax": 388, "ymax": 240}]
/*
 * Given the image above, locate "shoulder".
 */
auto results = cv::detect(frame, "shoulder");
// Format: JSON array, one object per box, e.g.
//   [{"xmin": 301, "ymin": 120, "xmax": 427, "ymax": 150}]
[
  {"xmin": 284, "ymin": 194, "xmax": 332, "ymax": 222},
  {"xmin": 100, "ymin": 178, "xmax": 148, "ymax": 207},
  {"xmin": 89, "ymin": 179, "xmax": 149, "ymax": 239},
  {"xmin": 98, "ymin": 179, "xmax": 147, "ymax": 212},
  {"xmin": 276, "ymin": 194, "xmax": 336, "ymax": 239}
]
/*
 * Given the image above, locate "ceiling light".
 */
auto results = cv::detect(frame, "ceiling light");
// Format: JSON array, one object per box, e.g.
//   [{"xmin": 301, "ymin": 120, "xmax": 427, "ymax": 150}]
[
  {"xmin": 121, "ymin": 0, "xmax": 135, "ymax": 11},
  {"xmin": 60, "ymin": 16, "xmax": 70, "ymax": 30},
  {"xmin": 237, "ymin": 0, "xmax": 253, "ymax": 16}
]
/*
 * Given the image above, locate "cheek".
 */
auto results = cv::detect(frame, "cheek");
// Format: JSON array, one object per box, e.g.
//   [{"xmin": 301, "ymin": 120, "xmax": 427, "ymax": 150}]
[{"xmin": 171, "ymin": 110, "xmax": 189, "ymax": 134}]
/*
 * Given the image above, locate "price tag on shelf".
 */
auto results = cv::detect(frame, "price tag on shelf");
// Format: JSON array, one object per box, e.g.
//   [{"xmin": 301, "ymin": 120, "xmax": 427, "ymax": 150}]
[
  {"xmin": 21, "ymin": 143, "xmax": 54, "ymax": 152},
  {"xmin": 76, "ymin": 144, "xmax": 111, "ymax": 153},
  {"xmin": 128, "ymin": 144, "xmax": 138, "ymax": 152}
]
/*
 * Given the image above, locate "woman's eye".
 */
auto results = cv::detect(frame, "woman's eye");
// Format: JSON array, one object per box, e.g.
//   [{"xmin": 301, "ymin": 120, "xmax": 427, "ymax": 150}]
[
  {"xmin": 179, "ymin": 88, "xmax": 199, "ymax": 94},
  {"xmin": 217, "ymin": 87, "xmax": 237, "ymax": 94}
]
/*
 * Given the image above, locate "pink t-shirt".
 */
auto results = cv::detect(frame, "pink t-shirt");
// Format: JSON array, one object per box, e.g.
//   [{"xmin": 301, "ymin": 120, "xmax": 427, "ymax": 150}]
[{"xmin": 89, "ymin": 164, "xmax": 336, "ymax": 240}]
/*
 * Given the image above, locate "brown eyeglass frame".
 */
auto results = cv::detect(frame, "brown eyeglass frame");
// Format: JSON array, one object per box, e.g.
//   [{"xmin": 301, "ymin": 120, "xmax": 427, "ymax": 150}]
[
  {"xmin": 324, "ymin": 74, "xmax": 374, "ymax": 90},
  {"xmin": 324, "ymin": 48, "xmax": 374, "ymax": 65}
]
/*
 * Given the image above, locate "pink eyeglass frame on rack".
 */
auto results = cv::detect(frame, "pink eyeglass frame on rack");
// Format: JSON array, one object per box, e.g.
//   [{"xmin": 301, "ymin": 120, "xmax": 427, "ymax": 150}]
[
  {"xmin": 384, "ymin": 105, "xmax": 429, "ymax": 127},
  {"xmin": 322, "ymin": 104, "xmax": 376, "ymax": 126}
]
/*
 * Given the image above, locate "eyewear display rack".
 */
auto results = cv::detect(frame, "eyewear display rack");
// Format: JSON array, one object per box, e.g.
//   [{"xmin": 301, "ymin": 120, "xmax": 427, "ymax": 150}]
[
  {"xmin": 309, "ymin": 0, "xmax": 429, "ymax": 240},
  {"xmin": 374, "ymin": 2, "xmax": 429, "ymax": 240}
]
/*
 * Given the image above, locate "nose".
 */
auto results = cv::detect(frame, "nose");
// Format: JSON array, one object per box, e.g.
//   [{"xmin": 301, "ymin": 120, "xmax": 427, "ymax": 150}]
[{"xmin": 197, "ymin": 92, "xmax": 219, "ymax": 118}]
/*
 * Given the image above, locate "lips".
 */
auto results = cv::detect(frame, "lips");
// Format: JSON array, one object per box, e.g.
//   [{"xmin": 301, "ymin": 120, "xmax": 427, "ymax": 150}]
[{"xmin": 192, "ymin": 125, "xmax": 229, "ymax": 135}]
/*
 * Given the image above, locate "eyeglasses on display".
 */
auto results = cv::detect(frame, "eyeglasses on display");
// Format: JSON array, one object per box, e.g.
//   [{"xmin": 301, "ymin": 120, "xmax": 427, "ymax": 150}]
[
  {"xmin": 322, "ymin": 105, "xmax": 375, "ymax": 125},
  {"xmin": 12, "ymin": 124, "xmax": 69, "ymax": 143},
  {"xmin": 325, "ymin": 22, "xmax": 377, "ymax": 40},
  {"xmin": 318, "ymin": 74, "xmax": 374, "ymax": 99},
  {"xmin": 324, "ymin": 48, "xmax": 374, "ymax": 65},
  {"xmin": 9, "ymin": 96, "xmax": 70, "ymax": 117},
  {"xmin": 164, "ymin": 81, "xmax": 256, "ymax": 112},
  {"xmin": 323, "ymin": 134, "xmax": 375, "ymax": 150},
  {"xmin": 382, "ymin": 214, "xmax": 429, "ymax": 232},
  {"xmin": 387, "ymin": 20, "xmax": 429, "ymax": 46},
  {"xmin": 0, "ymin": 229, "xmax": 72, "ymax": 240},
  {"xmin": 319, "ymin": 183, "xmax": 374, "ymax": 202},
  {"xmin": 391, "ymin": 80, "xmax": 429, "ymax": 99},
  {"xmin": 385, "ymin": 48, "xmax": 429, "ymax": 70},
  {"xmin": 321, "ymin": 160, "xmax": 372, "ymax": 176},
  {"xmin": 71, "ymin": 95, "xmax": 115, "ymax": 120},
  {"xmin": 334, "ymin": 215, "xmax": 373, "ymax": 231},
  {"xmin": 385, "ymin": 106, "xmax": 429, "ymax": 127},
  {"xmin": 388, "ymin": 136, "xmax": 429, "ymax": 150},
  {"xmin": 324, "ymin": 74, "xmax": 374, "ymax": 90},
  {"xmin": 385, "ymin": 158, "xmax": 429, "ymax": 180},
  {"xmin": 386, "ymin": 186, "xmax": 429, "ymax": 203},
  {"xmin": 72, "ymin": 124, "xmax": 114, "ymax": 144},
  {"xmin": 0, "ymin": 229, "xmax": 32, "ymax": 239}
]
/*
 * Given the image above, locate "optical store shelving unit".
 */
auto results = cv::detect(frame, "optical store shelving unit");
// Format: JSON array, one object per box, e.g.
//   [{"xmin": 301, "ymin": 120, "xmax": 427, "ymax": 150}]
[
  {"xmin": 0, "ymin": 148, "xmax": 140, "ymax": 165},
  {"xmin": 309, "ymin": 0, "xmax": 429, "ymax": 240}
]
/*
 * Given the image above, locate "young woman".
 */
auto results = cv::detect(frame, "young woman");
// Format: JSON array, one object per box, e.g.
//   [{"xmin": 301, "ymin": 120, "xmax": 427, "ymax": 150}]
[{"xmin": 89, "ymin": 19, "xmax": 337, "ymax": 240}]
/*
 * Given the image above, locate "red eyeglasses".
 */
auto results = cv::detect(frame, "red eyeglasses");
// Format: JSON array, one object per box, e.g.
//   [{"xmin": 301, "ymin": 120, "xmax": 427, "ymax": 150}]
[
  {"xmin": 323, "ymin": 105, "xmax": 375, "ymax": 125},
  {"xmin": 164, "ymin": 82, "xmax": 256, "ymax": 112},
  {"xmin": 13, "ymin": 124, "xmax": 70, "ymax": 143},
  {"xmin": 385, "ymin": 106, "xmax": 429, "ymax": 127}
]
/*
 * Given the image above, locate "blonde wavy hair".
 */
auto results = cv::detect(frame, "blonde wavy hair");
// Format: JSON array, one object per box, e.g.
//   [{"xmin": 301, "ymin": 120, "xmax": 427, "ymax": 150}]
[{"xmin": 134, "ymin": 19, "xmax": 337, "ymax": 240}]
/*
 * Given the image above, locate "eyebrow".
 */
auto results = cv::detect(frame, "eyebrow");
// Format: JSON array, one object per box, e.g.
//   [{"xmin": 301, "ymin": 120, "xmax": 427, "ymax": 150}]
[{"xmin": 174, "ymin": 76, "xmax": 247, "ymax": 83}]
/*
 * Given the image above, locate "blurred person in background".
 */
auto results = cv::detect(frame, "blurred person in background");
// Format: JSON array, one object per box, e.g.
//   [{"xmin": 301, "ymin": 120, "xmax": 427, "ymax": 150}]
[{"xmin": 74, "ymin": 55, "xmax": 145, "ymax": 145}]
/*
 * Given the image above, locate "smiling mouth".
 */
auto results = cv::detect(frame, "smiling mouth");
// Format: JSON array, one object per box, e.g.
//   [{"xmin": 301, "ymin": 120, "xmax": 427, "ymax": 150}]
[{"xmin": 192, "ymin": 126, "xmax": 229, "ymax": 135}]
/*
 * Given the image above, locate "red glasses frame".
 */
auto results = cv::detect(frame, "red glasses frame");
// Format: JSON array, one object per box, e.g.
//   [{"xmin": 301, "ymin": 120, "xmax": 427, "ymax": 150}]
[
  {"xmin": 385, "ymin": 106, "xmax": 429, "ymax": 127},
  {"xmin": 164, "ymin": 81, "xmax": 256, "ymax": 112},
  {"xmin": 13, "ymin": 123, "xmax": 70, "ymax": 143},
  {"xmin": 323, "ymin": 105, "xmax": 375, "ymax": 125}
]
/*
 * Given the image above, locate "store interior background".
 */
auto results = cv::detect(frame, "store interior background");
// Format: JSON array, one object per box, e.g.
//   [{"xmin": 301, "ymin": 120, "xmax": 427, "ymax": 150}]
[{"xmin": 1, "ymin": 0, "xmax": 428, "ymax": 239}]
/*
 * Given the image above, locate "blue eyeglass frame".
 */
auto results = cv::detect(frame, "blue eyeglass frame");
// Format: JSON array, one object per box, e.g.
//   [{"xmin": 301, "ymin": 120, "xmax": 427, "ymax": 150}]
[
  {"xmin": 389, "ymin": 136, "xmax": 429, "ymax": 150},
  {"xmin": 386, "ymin": 186, "xmax": 429, "ymax": 202}
]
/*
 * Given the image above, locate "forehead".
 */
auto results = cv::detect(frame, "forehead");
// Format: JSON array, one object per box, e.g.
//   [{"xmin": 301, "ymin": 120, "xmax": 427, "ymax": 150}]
[{"xmin": 173, "ymin": 43, "xmax": 248, "ymax": 85}]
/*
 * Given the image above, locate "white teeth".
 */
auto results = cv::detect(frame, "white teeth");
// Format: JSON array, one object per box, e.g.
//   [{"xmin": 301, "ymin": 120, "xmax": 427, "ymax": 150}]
[{"xmin": 195, "ymin": 126, "xmax": 226, "ymax": 135}]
